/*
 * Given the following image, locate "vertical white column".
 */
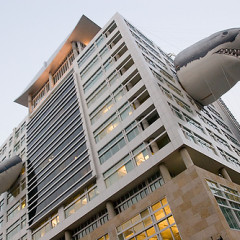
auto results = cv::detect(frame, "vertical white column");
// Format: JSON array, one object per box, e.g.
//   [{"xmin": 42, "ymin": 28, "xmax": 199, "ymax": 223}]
[
  {"xmin": 58, "ymin": 206, "xmax": 65, "ymax": 222},
  {"xmin": 49, "ymin": 72, "xmax": 54, "ymax": 89},
  {"xmin": 28, "ymin": 95, "xmax": 33, "ymax": 114},
  {"xmin": 159, "ymin": 163, "xmax": 172, "ymax": 182},
  {"xmin": 219, "ymin": 167, "xmax": 232, "ymax": 182},
  {"xmin": 72, "ymin": 41, "xmax": 79, "ymax": 58},
  {"xmin": 179, "ymin": 147, "xmax": 194, "ymax": 168},
  {"xmin": 106, "ymin": 201, "xmax": 116, "ymax": 219},
  {"xmin": 65, "ymin": 231, "xmax": 72, "ymax": 240}
]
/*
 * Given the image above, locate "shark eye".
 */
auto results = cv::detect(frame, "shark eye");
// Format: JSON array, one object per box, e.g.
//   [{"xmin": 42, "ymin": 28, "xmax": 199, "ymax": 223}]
[{"xmin": 222, "ymin": 31, "xmax": 228, "ymax": 36}]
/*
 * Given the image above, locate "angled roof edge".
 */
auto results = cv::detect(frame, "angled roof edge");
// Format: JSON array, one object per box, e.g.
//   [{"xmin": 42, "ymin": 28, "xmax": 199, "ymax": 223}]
[{"xmin": 15, "ymin": 15, "xmax": 101, "ymax": 107}]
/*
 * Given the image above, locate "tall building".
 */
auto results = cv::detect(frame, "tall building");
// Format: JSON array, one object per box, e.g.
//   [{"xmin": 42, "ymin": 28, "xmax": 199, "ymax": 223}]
[{"xmin": 1, "ymin": 13, "xmax": 240, "ymax": 240}]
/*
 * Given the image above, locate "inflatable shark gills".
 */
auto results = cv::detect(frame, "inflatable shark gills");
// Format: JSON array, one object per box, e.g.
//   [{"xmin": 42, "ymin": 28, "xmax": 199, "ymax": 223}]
[{"xmin": 174, "ymin": 28, "xmax": 240, "ymax": 105}]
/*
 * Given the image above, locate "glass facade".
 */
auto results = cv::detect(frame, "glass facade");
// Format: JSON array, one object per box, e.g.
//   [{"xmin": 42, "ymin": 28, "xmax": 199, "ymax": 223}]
[
  {"xmin": 117, "ymin": 197, "xmax": 181, "ymax": 240},
  {"xmin": 206, "ymin": 179, "xmax": 240, "ymax": 230},
  {"xmin": 27, "ymin": 74, "xmax": 92, "ymax": 225}
]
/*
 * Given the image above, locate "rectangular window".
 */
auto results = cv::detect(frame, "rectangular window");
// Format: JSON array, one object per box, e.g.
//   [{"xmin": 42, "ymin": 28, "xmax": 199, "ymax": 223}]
[
  {"xmin": 32, "ymin": 213, "xmax": 59, "ymax": 240},
  {"xmin": 117, "ymin": 197, "xmax": 181, "ymax": 240},
  {"xmin": 206, "ymin": 180, "xmax": 240, "ymax": 230},
  {"xmin": 83, "ymin": 68, "xmax": 103, "ymax": 93}
]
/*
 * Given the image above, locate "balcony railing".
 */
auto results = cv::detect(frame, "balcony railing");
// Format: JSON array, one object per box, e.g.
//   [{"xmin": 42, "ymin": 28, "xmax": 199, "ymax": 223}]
[{"xmin": 31, "ymin": 49, "xmax": 75, "ymax": 111}]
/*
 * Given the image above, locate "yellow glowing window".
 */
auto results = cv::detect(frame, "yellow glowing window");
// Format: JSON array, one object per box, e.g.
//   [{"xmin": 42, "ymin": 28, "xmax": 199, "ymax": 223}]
[
  {"xmin": 134, "ymin": 222, "xmax": 144, "ymax": 233},
  {"xmin": 152, "ymin": 202, "xmax": 161, "ymax": 211},
  {"xmin": 131, "ymin": 214, "xmax": 141, "ymax": 224},
  {"xmin": 136, "ymin": 232, "xmax": 146, "ymax": 240},
  {"xmin": 161, "ymin": 198, "xmax": 168, "ymax": 206},
  {"xmin": 122, "ymin": 220, "xmax": 132, "ymax": 230},
  {"xmin": 171, "ymin": 224, "xmax": 181, "ymax": 240},
  {"xmin": 81, "ymin": 196, "xmax": 88, "ymax": 205},
  {"xmin": 118, "ymin": 166, "xmax": 127, "ymax": 177},
  {"xmin": 143, "ymin": 216, "xmax": 152, "ymax": 227},
  {"xmin": 135, "ymin": 152, "xmax": 149, "ymax": 166},
  {"xmin": 154, "ymin": 209, "xmax": 165, "ymax": 221},
  {"xmin": 146, "ymin": 227, "xmax": 156, "ymax": 237},
  {"xmin": 168, "ymin": 216, "xmax": 175, "ymax": 225},
  {"xmin": 140, "ymin": 209, "xmax": 149, "ymax": 218},
  {"xmin": 164, "ymin": 205, "xmax": 171, "ymax": 215},
  {"xmin": 21, "ymin": 165, "xmax": 25, "ymax": 175},
  {"xmin": 21, "ymin": 199, "xmax": 26, "ymax": 209},
  {"xmin": 158, "ymin": 219, "xmax": 169, "ymax": 230},
  {"xmin": 160, "ymin": 228, "xmax": 173, "ymax": 240},
  {"xmin": 51, "ymin": 216, "xmax": 59, "ymax": 228},
  {"xmin": 123, "ymin": 229, "xmax": 134, "ymax": 238}
]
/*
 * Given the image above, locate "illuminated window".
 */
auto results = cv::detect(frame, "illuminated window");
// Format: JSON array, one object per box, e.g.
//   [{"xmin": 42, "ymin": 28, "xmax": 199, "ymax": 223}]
[
  {"xmin": 206, "ymin": 179, "xmax": 240, "ymax": 230},
  {"xmin": 117, "ymin": 197, "xmax": 181, "ymax": 239}
]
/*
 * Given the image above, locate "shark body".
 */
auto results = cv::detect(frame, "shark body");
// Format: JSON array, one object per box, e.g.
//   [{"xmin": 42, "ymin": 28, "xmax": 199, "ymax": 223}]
[{"xmin": 174, "ymin": 28, "xmax": 240, "ymax": 105}]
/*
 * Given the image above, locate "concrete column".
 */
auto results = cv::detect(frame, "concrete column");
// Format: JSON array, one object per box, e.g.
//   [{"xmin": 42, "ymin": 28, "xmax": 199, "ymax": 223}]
[
  {"xmin": 65, "ymin": 231, "xmax": 72, "ymax": 240},
  {"xmin": 142, "ymin": 119, "xmax": 149, "ymax": 130},
  {"xmin": 28, "ymin": 95, "xmax": 33, "ymax": 114},
  {"xmin": 27, "ymin": 230, "xmax": 32, "ymax": 240},
  {"xmin": 126, "ymin": 82, "xmax": 133, "ymax": 90},
  {"xmin": 126, "ymin": 81, "xmax": 141, "ymax": 109},
  {"xmin": 134, "ymin": 100, "xmax": 141, "ymax": 109},
  {"xmin": 71, "ymin": 41, "xmax": 79, "ymax": 58},
  {"xmin": 49, "ymin": 72, "xmax": 54, "ymax": 89},
  {"xmin": 77, "ymin": 41, "xmax": 84, "ymax": 51},
  {"xmin": 180, "ymin": 147, "xmax": 194, "ymax": 168},
  {"xmin": 120, "ymin": 67, "xmax": 126, "ymax": 75},
  {"xmin": 150, "ymin": 140, "xmax": 159, "ymax": 153},
  {"xmin": 58, "ymin": 206, "xmax": 65, "ymax": 222},
  {"xmin": 219, "ymin": 167, "xmax": 232, "ymax": 182},
  {"xmin": 159, "ymin": 163, "xmax": 172, "ymax": 182},
  {"xmin": 106, "ymin": 201, "xmax": 116, "ymax": 219}
]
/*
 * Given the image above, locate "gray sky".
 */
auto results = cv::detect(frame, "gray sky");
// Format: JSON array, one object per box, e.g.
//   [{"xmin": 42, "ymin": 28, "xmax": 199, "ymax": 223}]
[{"xmin": 0, "ymin": 0, "xmax": 240, "ymax": 142}]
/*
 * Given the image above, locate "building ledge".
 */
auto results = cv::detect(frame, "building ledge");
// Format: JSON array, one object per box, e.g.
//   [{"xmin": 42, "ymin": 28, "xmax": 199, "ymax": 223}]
[{"xmin": 15, "ymin": 15, "xmax": 101, "ymax": 107}]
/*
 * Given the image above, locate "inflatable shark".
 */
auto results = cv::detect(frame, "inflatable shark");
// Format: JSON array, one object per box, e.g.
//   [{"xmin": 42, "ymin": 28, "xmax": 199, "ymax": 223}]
[
  {"xmin": 0, "ymin": 156, "xmax": 22, "ymax": 194},
  {"xmin": 174, "ymin": 28, "xmax": 240, "ymax": 105}
]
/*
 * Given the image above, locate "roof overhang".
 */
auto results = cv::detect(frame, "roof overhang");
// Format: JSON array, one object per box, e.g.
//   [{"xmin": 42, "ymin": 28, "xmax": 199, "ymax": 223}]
[{"xmin": 15, "ymin": 15, "xmax": 101, "ymax": 107}]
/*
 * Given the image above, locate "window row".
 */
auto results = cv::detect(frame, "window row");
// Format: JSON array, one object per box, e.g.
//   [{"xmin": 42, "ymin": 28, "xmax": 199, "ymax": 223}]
[
  {"xmin": 32, "ymin": 213, "xmax": 59, "ymax": 240},
  {"xmin": 103, "ymin": 131, "xmax": 170, "ymax": 188},
  {"xmin": 207, "ymin": 129, "xmax": 231, "ymax": 151},
  {"xmin": 78, "ymin": 21, "xmax": 117, "ymax": 67},
  {"xmin": 7, "ymin": 178, "xmax": 26, "ymax": 205},
  {"xmin": 114, "ymin": 171, "xmax": 164, "ymax": 215},
  {"xmin": 218, "ymin": 148, "xmax": 240, "ymax": 168},
  {"xmin": 7, "ymin": 196, "xmax": 26, "ymax": 222},
  {"xmin": 125, "ymin": 20, "xmax": 155, "ymax": 49},
  {"xmin": 93, "ymin": 88, "xmax": 149, "ymax": 143},
  {"xmin": 6, "ymin": 214, "xmax": 26, "ymax": 240},
  {"xmin": 72, "ymin": 209, "xmax": 108, "ymax": 240},
  {"xmin": 117, "ymin": 197, "xmax": 181, "ymax": 240},
  {"xmin": 169, "ymin": 104, "xmax": 204, "ymax": 133},
  {"xmin": 206, "ymin": 179, "xmax": 240, "ymax": 230},
  {"xmin": 89, "ymin": 70, "xmax": 142, "ymax": 124},
  {"xmin": 83, "ymin": 51, "xmax": 132, "ymax": 94},
  {"xmin": 152, "ymin": 69, "xmax": 182, "ymax": 97},
  {"xmin": 160, "ymin": 86, "xmax": 192, "ymax": 114},
  {"xmin": 64, "ymin": 182, "xmax": 99, "ymax": 218},
  {"xmin": 181, "ymin": 125, "xmax": 216, "ymax": 154},
  {"xmin": 197, "ymin": 112, "xmax": 221, "ymax": 134},
  {"xmin": 98, "ymin": 109, "xmax": 160, "ymax": 164}
]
